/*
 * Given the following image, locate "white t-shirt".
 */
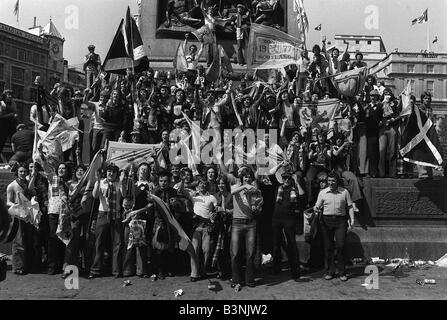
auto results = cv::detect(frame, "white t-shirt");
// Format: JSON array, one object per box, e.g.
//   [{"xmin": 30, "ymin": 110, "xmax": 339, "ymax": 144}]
[{"xmin": 191, "ymin": 192, "xmax": 217, "ymax": 220}]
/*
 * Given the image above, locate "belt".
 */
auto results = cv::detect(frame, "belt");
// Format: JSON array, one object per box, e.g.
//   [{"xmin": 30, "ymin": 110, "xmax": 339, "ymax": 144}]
[{"xmin": 233, "ymin": 218, "xmax": 255, "ymax": 223}]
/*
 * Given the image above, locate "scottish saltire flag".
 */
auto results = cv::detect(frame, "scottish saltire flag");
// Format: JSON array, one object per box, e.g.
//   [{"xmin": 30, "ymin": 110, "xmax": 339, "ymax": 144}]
[
  {"xmin": 400, "ymin": 106, "xmax": 444, "ymax": 168},
  {"xmin": 411, "ymin": 9, "xmax": 428, "ymax": 25}
]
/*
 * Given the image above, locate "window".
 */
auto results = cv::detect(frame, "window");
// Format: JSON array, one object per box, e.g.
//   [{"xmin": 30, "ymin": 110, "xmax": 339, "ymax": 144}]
[
  {"xmin": 0, "ymin": 63, "xmax": 3, "ymax": 80},
  {"xmin": 427, "ymin": 81, "xmax": 435, "ymax": 96},
  {"xmin": 18, "ymin": 49, "xmax": 26, "ymax": 62},
  {"xmin": 0, "ymin": 82, "xmax": 4, "ymax": 94},
  {"xmin": 4, "ymin": 45, "xmax": 9, "ymax": 56},
  {"xmin": 33, "ymin": 53, "xmax": 40, "ymax": 65},
  {"xmin": 9, "ymin": 46, "xmax": 17, "ymax": 59},
  {"xmin": 0, "ymin": 43, "xmax": 3, "ymax": 55},
  {"xmin": 11, "ymin": 84, "xmax": 24, "ymax": 100},
  {"xmin": 53, "ymin": 60, "xmax": 58, "ymax": 70},
  {"xmin": 40, "ymin": 55, "xmax": 46, "ymax": 66},
  {"xmin": 367, "ymin": 40, "xmax": 372, "ymax": 45},
  {"xmin": 11, "ymin": 66, "xmax": 25, "ymax": 83},
  {"xmin": 355, "ymin": 40, "xmax": 360, "ymax": 44},
  {"xmin": 407, "ymin": 64, "xmax": 415, "ymax": 73},
  {"xmin": 427, "ymin": 65, "xmax": 434, "ymax": 73}
]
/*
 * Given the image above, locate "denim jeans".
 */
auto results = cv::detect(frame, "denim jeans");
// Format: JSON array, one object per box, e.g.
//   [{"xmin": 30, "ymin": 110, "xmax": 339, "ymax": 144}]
[
  {"xmin": 321, "ymin": 215, "xmax": 348, "ymax": 276},
  {"xmin": 90, "ymin": 211, "xmax": 124, "ymax": 276},
  {"xmin": 48, "ymin": 214, "xmax": 65, "ymax": 273},
  {"xmin": 272, "ymin": 218, "xmax": 300, "ymax": 276},
  {"xmin": 190, "ymin": 223, "xmax": 213, "ymax": 278},
  {"xmin": 379, "ymin": 126, "xmax": 397, "ymax": 178},
  {"xmin": 63, "ymin": 214, "xmax": 91, "ymax": 272},
  {"xmin": 230, "ymin": 218, "xmax": 257, "ymax": 285}
]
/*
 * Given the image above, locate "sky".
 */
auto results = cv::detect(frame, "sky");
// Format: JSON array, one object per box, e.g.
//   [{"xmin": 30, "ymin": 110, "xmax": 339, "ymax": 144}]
[{"xmin": 0, "ymin": 0, "xmax": 446, "ymax": 66}]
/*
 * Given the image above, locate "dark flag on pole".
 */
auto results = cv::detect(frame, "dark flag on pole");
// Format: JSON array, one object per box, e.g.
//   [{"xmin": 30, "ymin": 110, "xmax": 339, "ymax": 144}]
[
  {"xmin": 433, "ymin": 36, "xmax": 438, "ymax": 43},
  {"xmin": 103, "ymin": 7, "xmax": 149, "ymax": 74},
  {"xmin": 400, "ymin": 106, "xmax": 444, "ymax": 168},
  {"xmin": 411, "ymin": 9, "xmax": 428, "ymax": 25},
  {"xmin": 13, "ymin": 0, "xmax": 19, "ymax": 22},
  {"xmin": 315, "ymin": 24, "xmax": 322, "ymax": 31}
]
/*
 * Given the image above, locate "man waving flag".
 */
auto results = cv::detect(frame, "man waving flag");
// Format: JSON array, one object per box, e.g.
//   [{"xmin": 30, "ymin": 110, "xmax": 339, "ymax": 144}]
[{"xmin": 412, "ymin": 9, "xmax": 428, "ymax": 25}]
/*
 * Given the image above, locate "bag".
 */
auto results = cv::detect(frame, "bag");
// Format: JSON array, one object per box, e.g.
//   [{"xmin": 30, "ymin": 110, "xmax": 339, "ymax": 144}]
[{"xmin": 304, "ymin": 208, "xmax": 321, "ymax": 244}]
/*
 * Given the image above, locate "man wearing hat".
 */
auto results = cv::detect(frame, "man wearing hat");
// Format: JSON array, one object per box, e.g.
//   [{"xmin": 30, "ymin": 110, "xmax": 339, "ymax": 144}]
[
  {"xmin": 350, "ymin": 51, "xmax": 367, "ymax": 70},
  {"xmin": 271, "ymin": 165, "xmax": 305, "ymax": 280},
  {"xmin": 0, "ymin": 89, "xmax": 18, "ymax": 158},
  {"xmin": 83, "ymin": 45, "xmax": 102, "ymax": 89},
  {"xmin": 364, "ymin": 89, "xmax": 382, "ymax": 177},
  {"xmin": 233, "ymin": 4, "xmax": 250, "ymax": 65},
  {"xmin": 9, "ymin": 124, "xmax": 34, "ymax": 166}
]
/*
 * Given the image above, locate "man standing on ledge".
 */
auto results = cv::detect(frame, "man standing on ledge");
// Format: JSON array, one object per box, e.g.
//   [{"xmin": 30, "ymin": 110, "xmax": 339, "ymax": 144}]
[
  {"xmin": 314, "ymin": 172, "xmax": 354, "ymax": 282},
  {"xmin": 83, "ymin": 45, "xmax": 102, "ymax": 90}
]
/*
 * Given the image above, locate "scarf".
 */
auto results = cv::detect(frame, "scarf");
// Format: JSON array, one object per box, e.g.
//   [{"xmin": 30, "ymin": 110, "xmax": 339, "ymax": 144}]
[
  {"xmin": 276, "ymin": 185, "xmax": 298, "ymax": 204},
  {"xmin": 105, "ymin": 181, "xmax": 117, "ymax": 217},
  {"xmin": 51, "ymin": 176, "xmax": 67, "ymax": 198}
]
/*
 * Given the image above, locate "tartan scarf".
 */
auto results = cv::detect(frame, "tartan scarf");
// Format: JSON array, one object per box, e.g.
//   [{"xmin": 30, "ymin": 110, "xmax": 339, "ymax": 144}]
[
  {"xmin": 105, "ymin": 180, "xmax": 117, "ymax": 215},
  {"xmin": 276, "ymin": 184, "xmax": 298, "ymax": 204},
  {"xmin": 51, "ymin": 176, "xmax": 67, "ymax": 197}
]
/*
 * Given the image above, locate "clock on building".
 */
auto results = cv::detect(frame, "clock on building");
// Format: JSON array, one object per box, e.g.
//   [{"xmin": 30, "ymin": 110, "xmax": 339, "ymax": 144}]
[{"xmin": 52, "ymin": 44, "xmax": 60, "ymax": 54}]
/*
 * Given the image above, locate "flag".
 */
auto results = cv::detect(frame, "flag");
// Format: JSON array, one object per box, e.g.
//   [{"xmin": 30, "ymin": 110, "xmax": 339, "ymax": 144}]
[
  {"xmin": 433, "ymin": 36, "xmax": 438, "ymax": 44},
  {"xmin": 33, "ymin": 114, "xmax": 79, "ymax": 173},
  {"xmin": 400, "ymin": 106, "xmax": 444, "ymax": 168},
  {"xmin": 173, "ymin": 42, "xmax": 188, "ymax": 72},
  {"xmin": 13, "ymin": 0, "xmax": 19, "ymax": 21},
  {"xmin": 312, "ymin": 99, "xmax": 342, "ymax": 139},
  {"xmin": 331, "ymin": 67, "xmax": 368, "ymax": 97},
  {"xmin": 246, "ymin": 24, "xmax": 303, "ymax": 69},
  {"xmin": 294, "ymin": 0, "xmax": 309, "ymax": 43},
  {"xmin": 103, "ymin": 7, "xmax": 149, "ymax": 74},
  {"xmin": 368, "ymin": 55, "xmax": 391, "ymax": 76},
  {"xmin": 150, "ymin": 194, "xmax": 198, "ymax": 266},
  {"xmin": 192, "ymin": 25, "xmax": 215, "ymax": 45},
  {"xmin": 107, "ymin": 141, "xmax": 161, "ymax": 170},
  {"xmin": 177, "ymin": 135, "xmax": 199, "ymax": 176},
  {"xmin": 69, "ymin": 150, "xmax": 104, "ymax": 213},
  {"xmin": 411, "ymin": 9, "xmax": 428, "ymax": 25},
  {"xmin": 399, "ymin": 81, "xmax": 413, "ymax": 118},
  {"xmin": 315, "ymin": 24, "xmax": 322, "ymax": 31}
]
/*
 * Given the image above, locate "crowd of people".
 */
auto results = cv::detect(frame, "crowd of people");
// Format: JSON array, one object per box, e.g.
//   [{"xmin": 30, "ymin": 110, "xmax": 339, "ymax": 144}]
[{"xmin": 0, "ymin": 33, "xmax": 440, "ymax": 288}]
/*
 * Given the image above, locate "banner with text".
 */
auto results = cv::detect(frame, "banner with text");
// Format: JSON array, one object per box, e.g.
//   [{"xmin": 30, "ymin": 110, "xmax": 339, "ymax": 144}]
[{"xmin": 246, "ymin": 24, "xmax": 304, "ymax": 70}]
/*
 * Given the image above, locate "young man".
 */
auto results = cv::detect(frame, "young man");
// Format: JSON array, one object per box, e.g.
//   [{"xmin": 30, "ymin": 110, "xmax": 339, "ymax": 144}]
[
  {"xmin": 271, "ymin": 168, "xmax": 306, "ymax": 280},
  {"xmin": 184, "ymin": 176, "xmax": 217, "ymax": 281},
  {"xmin": 6, "ymin": 164, "xmax": 34, "ymax": 275},
  {"xmin": 0, "ymin": 89, "xmax": 18, "ymax": 157},
  {"xmin": 230, "ymin": 168, "xmax": 263, "ymax": 288},
  {"xmin": 90, "ymin": 164, "xmax": 124, "ymax": 278},
  {"xmin": 84, "ymin": 88, "xmax": 110, "ymax": 156},
  {"xmin": 9, "ymin": 124, "xmax": 34, "ymax": 166},
  {"xmin": 314, "ymin": 172, "xmax": 354, "ymax": 281}
]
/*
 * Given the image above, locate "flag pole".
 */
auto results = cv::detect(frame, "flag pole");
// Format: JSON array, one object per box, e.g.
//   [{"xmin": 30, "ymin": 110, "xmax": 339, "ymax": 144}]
[{"xmin": 427, "ymin": 23, "xmax": 430, "ymax": 52}]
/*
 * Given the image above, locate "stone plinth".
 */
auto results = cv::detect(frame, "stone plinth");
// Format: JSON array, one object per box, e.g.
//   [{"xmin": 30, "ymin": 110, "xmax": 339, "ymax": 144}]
[{"xmin": 363, "ymin": 178, "xmax": 447, "ymax": 226}]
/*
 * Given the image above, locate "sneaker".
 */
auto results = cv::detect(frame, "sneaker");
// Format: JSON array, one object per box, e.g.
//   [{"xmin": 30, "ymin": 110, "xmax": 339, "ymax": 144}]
[
  {"xmin": 339, "ymin": 275, "xmax": 348, "ymax": 282},
  {"xmin": 324, "ymin": 274, "xmax": 334, "ymax": 280}
]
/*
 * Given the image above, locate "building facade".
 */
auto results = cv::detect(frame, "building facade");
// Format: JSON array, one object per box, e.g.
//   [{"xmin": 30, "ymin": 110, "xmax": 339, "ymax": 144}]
[{"xmin": 0, "ymin": 20, "xmax": 84, "ymax": 125}]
